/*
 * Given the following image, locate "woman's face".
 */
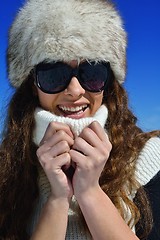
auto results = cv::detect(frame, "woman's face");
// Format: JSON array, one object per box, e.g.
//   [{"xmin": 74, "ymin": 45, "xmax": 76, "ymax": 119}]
[{"xmin": 36, "ymin": 60, "xmax": 103, "ymax": 119}]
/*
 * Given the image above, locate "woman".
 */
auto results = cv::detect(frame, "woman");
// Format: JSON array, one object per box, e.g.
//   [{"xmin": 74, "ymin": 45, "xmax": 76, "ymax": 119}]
[{"xmin": 0, "ymin": 0, "xmax": 160, "ymax": 239}]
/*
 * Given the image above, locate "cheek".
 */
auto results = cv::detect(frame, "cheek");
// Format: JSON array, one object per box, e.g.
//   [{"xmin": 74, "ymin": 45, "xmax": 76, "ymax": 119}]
[
  {"xmin": 38, "ymin": 96, "xmax": 51, "ymax": 109},
  {"xmin": 90, "ymin": 92, "xmax": 103, "ymax": 105},
  {"xmin": 37, "ymin": 89, "xmax": 58, "ymax": 111},
  {"xmin": 94, "ymin": 96, "xmax": 103, "ymax": 109},
  {"xmin": 87, "ymin": 92, "xmax": 103, "ymax": 113}
]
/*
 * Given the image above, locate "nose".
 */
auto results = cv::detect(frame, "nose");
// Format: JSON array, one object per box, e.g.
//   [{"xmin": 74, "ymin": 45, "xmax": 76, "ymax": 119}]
[{"xmin": 64, "ymin": 76, "xmax": 85, "ymax": 97}]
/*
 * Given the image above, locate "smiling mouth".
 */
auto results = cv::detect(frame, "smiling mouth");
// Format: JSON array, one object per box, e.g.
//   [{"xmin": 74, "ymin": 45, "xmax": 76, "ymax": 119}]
[{"xmin": 58, "ymin": 104, "xmax": 88, "ymax": 115}]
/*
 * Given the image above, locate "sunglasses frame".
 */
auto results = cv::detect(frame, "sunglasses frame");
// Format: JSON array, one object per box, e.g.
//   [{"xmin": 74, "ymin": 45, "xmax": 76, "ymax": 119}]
[{"xmin": 34, "ymin": 61, "xmax": 111, "ymax": 94}]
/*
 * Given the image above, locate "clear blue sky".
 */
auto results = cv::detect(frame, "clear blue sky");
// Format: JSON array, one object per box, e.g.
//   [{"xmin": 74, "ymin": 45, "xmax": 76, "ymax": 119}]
[{"xmin": 0, "ymin": 0, "xmax": 160, "ymax": 135}]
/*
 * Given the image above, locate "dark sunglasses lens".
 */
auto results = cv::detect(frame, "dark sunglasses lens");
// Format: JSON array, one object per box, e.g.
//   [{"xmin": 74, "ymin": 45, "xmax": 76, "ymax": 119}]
[
  {"xmin": 36, "ymin": 62, "xmax": 110, "ymax": 93},
  {"xmin": 36, "ymin": 63, "xmax": 70, "ymax": 93},
  {"xmin": 80, "ymin": 63, "xmax": 109, "ymax": 92}
]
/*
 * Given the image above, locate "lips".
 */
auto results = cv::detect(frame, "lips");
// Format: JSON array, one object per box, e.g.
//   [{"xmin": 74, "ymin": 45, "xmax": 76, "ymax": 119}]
[
  {"xmin": 58, "ymin": 104, "xmax": 88, "ymax": 113},
  {"xmin": 58, "ymin": 104, "xmax": 88, "ymax": 118}
]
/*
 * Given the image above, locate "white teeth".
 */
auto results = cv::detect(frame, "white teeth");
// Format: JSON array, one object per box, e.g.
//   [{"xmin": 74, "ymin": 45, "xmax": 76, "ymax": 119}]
[{"xmin": 59, "ymin": 105, "xmax": 87, "ymax": 112}]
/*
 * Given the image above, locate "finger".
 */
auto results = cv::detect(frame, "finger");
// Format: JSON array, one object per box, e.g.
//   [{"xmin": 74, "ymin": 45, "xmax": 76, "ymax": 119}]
[
  {"xmin": 70, "ymin": 149, "xmax": 86, "ymax": 167},
  {"xmin": 48, "ymin": 140, "xmax": 71, "ymax": 157},
  {"xmin": 72, "ymin": 136, "xmax": 93, "ymax": 156},
  {"xmin": 53, "ymin": 153, "xmax": 71, "ymax": 169},
  {"xmin": 62, "ymin": 165, "xmax": 75, "ymax": 181},
  {"xmin": 41, "ymin": 121, "xmax": 74, "ymax": 143},
  {"xmin": 88, "ymin": 122, "xmax": 112, "ymax": 153},
  {"xmin": 79, "ymin": 126, "xmax": 101, "ymax": 147},
  {"xmin": 39, "ymin": 152, "xmax": 71, "ymax": 170},
  {"xmin": 88, "ymin": 121, "xmax": 109, "ymax": 142},
  {"xmin": 40, "ymin": 130, "xmax": 74, "ymax": 148},
  {"xmin": 77, "ymin": 123, "xmax": 112, "ymax": 155},
  {"xmin": 37, "ymin": 140, "xmax": 70, "ymax": 162}
]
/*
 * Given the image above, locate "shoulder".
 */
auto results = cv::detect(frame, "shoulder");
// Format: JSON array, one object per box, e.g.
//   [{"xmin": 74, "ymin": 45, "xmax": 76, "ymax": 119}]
[{"xmin": 135, "ymin": 137, "xmax": 160, "ymax": 186}]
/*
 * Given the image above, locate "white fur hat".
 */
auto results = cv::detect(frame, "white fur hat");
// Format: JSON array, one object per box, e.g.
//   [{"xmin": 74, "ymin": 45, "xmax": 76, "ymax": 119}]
[{"xmin": 7, "ymin": 0, "xmax": 127, "ymax": 87}]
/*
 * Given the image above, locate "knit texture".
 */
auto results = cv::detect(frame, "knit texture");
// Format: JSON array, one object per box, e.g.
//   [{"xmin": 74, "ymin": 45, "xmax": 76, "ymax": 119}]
[
  {"xmin": 135, "ymin": 137, "xmax": 160, "ymax": 186},
  {"xmin": 33, "ymin": 104, "xmax": 108, "ymax": 146}
]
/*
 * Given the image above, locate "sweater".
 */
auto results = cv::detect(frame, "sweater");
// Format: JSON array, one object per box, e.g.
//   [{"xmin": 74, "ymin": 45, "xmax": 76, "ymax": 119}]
[{"xmin": 28, "ymin": 106, "xmax": 160, "ymax": 239}]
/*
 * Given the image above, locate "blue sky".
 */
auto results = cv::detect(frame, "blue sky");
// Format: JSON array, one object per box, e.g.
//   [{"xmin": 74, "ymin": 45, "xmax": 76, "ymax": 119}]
[{"xmin": 0, "ymin": 0, "xmax": 160, "ymax": 135}]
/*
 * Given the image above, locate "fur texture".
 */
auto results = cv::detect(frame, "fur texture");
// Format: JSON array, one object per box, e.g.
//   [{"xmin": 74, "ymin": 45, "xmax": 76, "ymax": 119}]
[{"xmin": 7, "ymin": 0, "xmax": 127, "ymax": 87}]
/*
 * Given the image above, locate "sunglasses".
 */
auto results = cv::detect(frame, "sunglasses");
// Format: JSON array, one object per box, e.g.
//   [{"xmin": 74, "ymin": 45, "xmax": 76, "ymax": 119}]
[{"xmin": 34, "ymin": 61, "xmax": 111, "ymax": 94}]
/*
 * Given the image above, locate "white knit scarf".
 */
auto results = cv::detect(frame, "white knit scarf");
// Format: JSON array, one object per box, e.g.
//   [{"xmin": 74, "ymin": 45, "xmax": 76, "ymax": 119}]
[{"xmin": 33, "ymin": 104, "xmax": 108, "ymax": 146}]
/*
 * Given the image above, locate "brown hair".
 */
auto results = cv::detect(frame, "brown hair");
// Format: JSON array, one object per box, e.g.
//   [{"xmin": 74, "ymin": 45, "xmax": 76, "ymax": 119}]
[
  {"xmin": 102, "ymin": 76, "xmax": 159, "ymax": 235},
  {"xmin": 0, "ymin": 76, "xmax": 39, "ymax": 239},
  {"xmin": 0, "ymin": 74, "xmax": 159, "ymax": 239}
]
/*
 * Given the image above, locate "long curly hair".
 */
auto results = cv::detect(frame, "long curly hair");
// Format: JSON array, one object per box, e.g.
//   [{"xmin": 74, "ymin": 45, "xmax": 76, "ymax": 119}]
[{"xmin": 0, "ymin": 74, "xmax": 159, "ymax": 239}]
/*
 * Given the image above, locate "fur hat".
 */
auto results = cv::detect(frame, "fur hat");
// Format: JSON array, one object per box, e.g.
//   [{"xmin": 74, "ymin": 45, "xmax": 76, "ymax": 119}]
[{"xmin": 7, "ymin": 0, "xmax": 127, "ymax": 88}]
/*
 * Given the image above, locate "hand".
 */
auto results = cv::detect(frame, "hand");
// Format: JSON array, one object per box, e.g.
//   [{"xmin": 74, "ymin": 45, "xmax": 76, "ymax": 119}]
[
  {"xmin": 70, "ymin": 121, "xmax": 112, "ymax": 198},
  {"xmin": 36, "ymin": 122, "xmax": 74, "ymax": 200}
]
